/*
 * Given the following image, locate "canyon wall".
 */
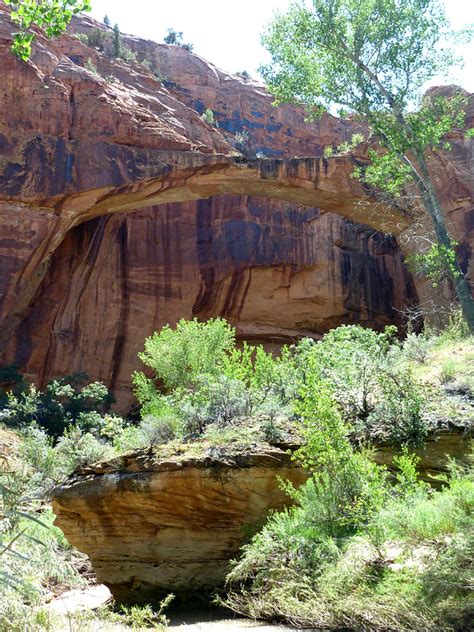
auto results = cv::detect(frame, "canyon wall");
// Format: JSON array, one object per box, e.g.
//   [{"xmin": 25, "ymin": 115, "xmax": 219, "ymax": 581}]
[
  {"xmin": 0, "ymin": 9, "xmax": 472, "ymax": 410},
  {"xmin": 10, "ymin": 198, "xmax": 417, "ymax": 407}
]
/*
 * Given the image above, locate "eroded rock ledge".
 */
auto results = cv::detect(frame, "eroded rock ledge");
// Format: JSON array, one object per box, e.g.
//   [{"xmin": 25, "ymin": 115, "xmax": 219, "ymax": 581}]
[
  {"xmin": 52, "ymin": 445, "xmax": 307, "ymax": 603},
  {"xmin": 51, "ymin": 430, "xmax": 472, "ymax": 603}
]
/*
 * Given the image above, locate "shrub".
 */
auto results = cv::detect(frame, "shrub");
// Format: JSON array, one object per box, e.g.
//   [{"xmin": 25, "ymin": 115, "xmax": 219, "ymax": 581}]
[
  {"xmin": 163, "ymin": 28, "xmax": 193, "ymax": 50},
  {"xmin": 84, "ymin": 57, "xmax": 98, "ymax": 75},
  {"xmin": 55, "ymin": 426, "xmax": 114, "ymax": 473},
  {"xmin": 13, "ymin": 424, "xmax": 113, "ymax": 498},
  {"xmin": 440, "ymin": 359, "xmax": 457, "ymax": 383},
  {"xmin": 235, "ymin": 70, "xmax": 251, "ymax": 80},
  {"xmin": 133, "ymin": 319, "xmax": 292, "ymax": 443},
  {"xmin": 2, "ymin": 373, "xmax": 114, "ymax": 439},
  {"xmin": 112, "ymin": 23, "xmax": 121, "ymax": 57},
  {"xmin": 175, "ymin": 375, "xmax": 252, "ymax": 438},
  {"xmin": 135, "ymin": 318, "xmax": 235, "ymax": 394},
  {"xmin": 0, "ymin": 508, "xmax": 85, "ymax": 631},
  {"xmin": 86, "ymin": 27, "xmax": 109, "ymax": 51},
  {"xmin": 291, "ymin": 325, "xmax": 427, "ymax": 447},
  {"xmin": 225, "ymin": 453, "xmax": 474, "ymax": 631},
  {"xmin": 234, "ymin": 130, "xmax": 258, "ymax": 159},
  {"xmin": 73, "ymin": 32, "xmax": 89, "ymax": 45},
  {"xmin": 0, "ymin": 365, "xmax": 27, "ymax": 409},
  {"xmin": 294, "ymin": 369, "xmax": 389, "ymax": 535},
  {"xmin": 402, "ymin": 331, "xmax": 432, "ymax": 363},
  {"xmin": 201, "ymin": 108, "xmax": 218, "ymax": 127},
  {"xmin": 141, "ymin": 58, "xmax": 152, "ymax": 71},
  {"xmin": 366, "ymin": 370, "xmax": 426, "ymax": 448}
]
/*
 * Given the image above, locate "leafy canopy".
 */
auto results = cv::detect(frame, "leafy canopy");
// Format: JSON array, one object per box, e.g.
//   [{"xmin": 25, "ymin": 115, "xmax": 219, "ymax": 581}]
[
  {"xmin": 260, "ymin": 0, "xmax": 470, "ymax": 197},
  {"xmin": 261, "ymin": 0, "xmax": 460, "ymax": 114},
  {"xmin": 132, "ymin": 318, "xmax": 293, "ymax": 439},
  {"xmin": 260, "ymin": 0, "xmax": 474, "ymax": 333},
  {"xmin": 5, "ymin": 0, "xmax": 91, "ymax": 60}
]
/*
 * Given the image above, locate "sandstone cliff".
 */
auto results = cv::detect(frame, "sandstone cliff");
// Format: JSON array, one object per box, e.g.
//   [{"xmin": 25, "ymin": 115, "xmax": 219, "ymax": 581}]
[{"xmin": 0, "ymin": 9, "xmax": 472, "ymax": 410}]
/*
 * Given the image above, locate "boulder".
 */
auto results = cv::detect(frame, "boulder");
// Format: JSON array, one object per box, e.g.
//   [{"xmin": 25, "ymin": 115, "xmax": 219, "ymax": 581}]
[{"xmin": 52, "ymin": 446, "xmax": 307, "ymax": 603}]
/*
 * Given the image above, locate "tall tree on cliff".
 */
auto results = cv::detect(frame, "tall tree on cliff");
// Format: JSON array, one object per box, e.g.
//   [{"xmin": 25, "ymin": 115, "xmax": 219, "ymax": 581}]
[
  {"xmin": 4, "ymin": 0, "xmax": 91, "ymax": 60},
  {"xmin": 261, "ymin": 0, "xmax": 474, "ymax": 331}
]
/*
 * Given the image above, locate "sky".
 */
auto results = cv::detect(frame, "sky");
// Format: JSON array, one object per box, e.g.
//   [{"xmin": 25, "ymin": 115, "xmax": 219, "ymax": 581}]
[{"xmin": 88, "ymin": 0, "xmax": 474, "ymax": 90}]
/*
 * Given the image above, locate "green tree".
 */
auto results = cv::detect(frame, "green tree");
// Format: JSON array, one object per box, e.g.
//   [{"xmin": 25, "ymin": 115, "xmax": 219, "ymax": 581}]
[
  {"xmin": 112, "ymin": 22, "xmax": 122, "ymax": 58},
  {"xmin": 260, "ymin": 0, "xmax": 474, "ymax": 332},
  {"xmin": 103, "ymin": 14, "xmax": 110, "ymax": 27},
  {"xmin": 2, "ymin": 372, "xmax": 114, "ymax": 439},
  {"xmin": 163, "ymin": 27, "xmax": 194, "ymax": 51},
  {"xmin": 4, "ymin": 0, "xmax": 91, "ymax": 60}
]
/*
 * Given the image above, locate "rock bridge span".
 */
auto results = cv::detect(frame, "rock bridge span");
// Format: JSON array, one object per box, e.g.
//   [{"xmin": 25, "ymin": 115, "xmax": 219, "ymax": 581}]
[
  {"xmin": 0, "ymin": 8, "xmax": 471, "ymax": 401},
  {"xmin": 52, "ymin": 146, "xmax": 410, "ymax": 236},
  {"xmin": 0, "ymin": 143, "xmax": 411, "ymax": 355}
]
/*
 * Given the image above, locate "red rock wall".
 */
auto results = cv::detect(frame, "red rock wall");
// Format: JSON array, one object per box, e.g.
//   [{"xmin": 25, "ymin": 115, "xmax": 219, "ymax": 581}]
[
  {"xmin": 8, "ymin": 196, "xmax": 417, "ymax": 409},
  {"xmin": 6, "ymin": 13, "xmax": 474, "ymax": 412}
]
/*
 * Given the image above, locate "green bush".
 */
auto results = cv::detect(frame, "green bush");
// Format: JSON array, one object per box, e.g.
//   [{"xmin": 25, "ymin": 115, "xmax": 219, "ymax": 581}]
[
  {"xmin": 8, "ymin": 424, "xmax": 113, "ymax": 499},
  {"xmin": 86, "ymin": 27, "xmax": 109, "ymax": 51},
  {"xmin": 163, "ymin": 28, "xmax": 194, "ymax": 51},
  {"xmin": 366, "ymin": 370, "xmax": 426, "ymax": 447},
  {"xmin": 2, "ymin": 373, "xmax": 114, "ymax": 439},
  {"xmin": 291, "ymin": 325, "xmax": 427, "ymax": 447},
  {"xmin": 225, "ymin": 453, "xmax": 474, "ymax": 631},
  {"xmin": 201, "ymin": 108, "xmax": 218, "ymax": 127},
  {"xmin": 133, "ymin": 318, "xmax": 290, "ymax": 442},
  {"xmin": 440, "ymin": 359, "xmax": 457, "ymax": 384},
  {"xmin": 401, "ymin": 331, "xmax": 432, "ymax": 363},
  {"xmin": 134, "ymin": 318, "xmax": 235, "ymax": 394}
]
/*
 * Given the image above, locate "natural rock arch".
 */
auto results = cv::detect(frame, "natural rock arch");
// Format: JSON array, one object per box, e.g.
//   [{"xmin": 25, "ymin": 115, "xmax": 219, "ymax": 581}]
[{"xmin": 0, "ymin": 145, "xmax": 412, "ymax": 356}]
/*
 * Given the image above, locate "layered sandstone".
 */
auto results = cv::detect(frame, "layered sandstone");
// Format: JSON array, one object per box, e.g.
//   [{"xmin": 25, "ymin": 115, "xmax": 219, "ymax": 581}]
[
  {"xmin": 51, "ymin": 430, "xmax": 472, "ymax": 602},
  {"xmin": 52, "ymin": 446, "xmax": 307, "ymax": 602},
  {"xmin": 374, "ymin": 429, "xmax": 474, "ymax": 484},
  {"xmin": 10, "ymin": 201, "xmax": 417, "ymax": 407},
  {"xmin": 0, "ymin": 10, "xmax": 472, "ymax": 409}
]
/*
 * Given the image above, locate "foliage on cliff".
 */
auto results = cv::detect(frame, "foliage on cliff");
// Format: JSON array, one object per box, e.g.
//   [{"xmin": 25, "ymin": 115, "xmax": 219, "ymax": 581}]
[
  {"xmin": 224, "ymin": 328, "xmax": 473, "ymax": 629},
  {"xmin": 225, "ymin": 458, "xmax": 474, "ymax": 630},
  {"xmin": 260, "ymin": 0, "xmax": 474, "ymax": 331},
  {"xmin": 1, "ymin": 318, "xmax": 473, "ymax": 629}
]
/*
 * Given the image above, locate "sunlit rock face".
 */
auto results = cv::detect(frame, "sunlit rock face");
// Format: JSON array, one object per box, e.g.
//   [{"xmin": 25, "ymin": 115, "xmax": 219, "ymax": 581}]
[
  {"xmin": 8, "ymin": 197, "xmax": 417, "ymax": 410},
  {"xmin": 0, "ymin": 11, "xmax": 472, "ymax": 408},
  {"xmin": 52, "ymin": 446, "xmax": 308, "ymax": 603},
  {"xmin": 51, "ymin": 431, "xmax": 471, "ymax": 602}
]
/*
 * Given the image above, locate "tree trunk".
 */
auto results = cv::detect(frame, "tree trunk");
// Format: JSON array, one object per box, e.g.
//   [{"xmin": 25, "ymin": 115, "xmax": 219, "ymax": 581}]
[{"xmin": 414, "ymin": 153, "xmax": 474, "ymax": 333}]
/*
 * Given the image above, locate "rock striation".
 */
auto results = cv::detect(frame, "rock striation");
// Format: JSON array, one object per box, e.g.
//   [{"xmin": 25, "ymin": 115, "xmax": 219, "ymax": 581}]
[
  {"xmin": 0, "ymin": 9, "xmax": 472, "ymax": 408},
  {"xmin": 52, "ymin": 446, "xmax": 307, "ymax": 602},
  {"xmin": 51, "ymin": 431, "xmax": 472, "ymax": 602}
]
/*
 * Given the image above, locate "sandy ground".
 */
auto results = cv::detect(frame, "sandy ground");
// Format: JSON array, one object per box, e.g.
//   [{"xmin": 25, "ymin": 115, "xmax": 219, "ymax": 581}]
[{"xmin": 48, "ymin": 586, "xmax": 300, "ymax": 631}]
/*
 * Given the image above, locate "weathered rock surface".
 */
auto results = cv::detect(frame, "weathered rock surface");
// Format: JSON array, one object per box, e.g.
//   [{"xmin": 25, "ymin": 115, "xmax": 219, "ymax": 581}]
[
  {"xmin": 10, "ymin": 201, "xmax": 417, "ymax": 407},
  {"xmin": 52, "ymin": 446, "xmax": 307, "ymax": 602},
  {"xmin": 51, "ymin": 431, "xmax": 471, "ymax": 602},
  {"xmin": 374, "ymin": 429, "xmax": 473, "ymax": 484},
  {"xmin": 0, "ymin": 10, "xmax": 472, "ymax": 407}
]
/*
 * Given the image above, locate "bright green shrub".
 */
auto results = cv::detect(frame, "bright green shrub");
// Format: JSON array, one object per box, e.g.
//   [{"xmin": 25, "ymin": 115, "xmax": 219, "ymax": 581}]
[
  {"xmin": 135, "ymin": 318, "xmax": 235, "ymax": 393},
  {"xmin": 133, "ymin": 319, "xmax": 290, "ymax": 441},
  {"xmin": 225, "ymin": 455, "xmax": 474, "ymax": 631},
  {"xmin": 292, "ymin": 325, "xmax": 427, "ymax": 447}
]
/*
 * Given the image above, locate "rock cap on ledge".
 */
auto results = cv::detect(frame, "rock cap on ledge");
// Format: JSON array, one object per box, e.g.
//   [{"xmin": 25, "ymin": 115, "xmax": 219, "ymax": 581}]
[{"xmin": 52, "ymin": 444, "xmax": 307, "ymax": 603}]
